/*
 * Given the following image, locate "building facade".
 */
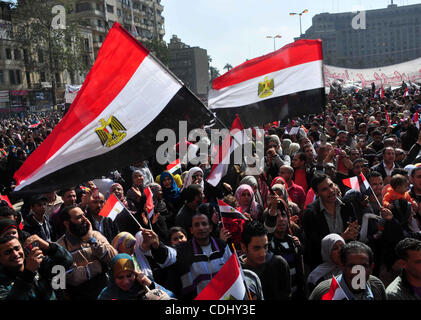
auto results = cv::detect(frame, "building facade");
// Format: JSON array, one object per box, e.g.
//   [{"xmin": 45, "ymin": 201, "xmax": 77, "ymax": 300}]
[
  {"xmin": 168, "ymin": 35, "xmax": 209, "ymax": 98},
  {"xmin": 301, "ymin": 3, "xmax": 421, "ymax": 68},
  {"xmin": 0, "ymin": 0, "xmax": 166, "ymax": 113}
]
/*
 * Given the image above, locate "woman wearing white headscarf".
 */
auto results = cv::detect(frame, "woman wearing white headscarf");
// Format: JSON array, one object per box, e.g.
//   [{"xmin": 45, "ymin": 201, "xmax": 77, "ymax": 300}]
[
  {"xmin": 288, "ymin": 143, "xmax": 300, "ymax": 156},
  {"xmin": 306, "ymin": 234, "xmax": 345, "ymax": 292},
  {"xmin": 181, "ymin": 167, "xmax": 204, "ymax": 191},
  {"xmin": 239, "ymin": 176, "xmax": 264, "ymax": 208}
]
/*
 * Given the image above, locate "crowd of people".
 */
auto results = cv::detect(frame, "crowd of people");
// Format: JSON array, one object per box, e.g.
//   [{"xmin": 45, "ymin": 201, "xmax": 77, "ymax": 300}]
[{"xmin": 0, "ymin": 82, "xmax": 421, "ymax": 300}]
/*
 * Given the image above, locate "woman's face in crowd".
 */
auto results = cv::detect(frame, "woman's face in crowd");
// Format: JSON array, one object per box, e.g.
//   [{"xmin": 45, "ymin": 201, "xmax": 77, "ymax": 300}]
[
  {"xmin": 111, "ymin": 185, "xmax": 124, "ymax": 199},
  {"xmin": 114, "ymin": 270, "xmax": 136, "ymax": 292},
  {"xmin": 240, "ymin": 189, "xmax": 252, "ymax": 206},
  {"xmin": 133, "ymin": 172, "xmax": 144, "ymax": 187},
  {"xmin": 192, "ymin": 172, "xmax": 203, "ymax": 184},
  {"xmin": 162, "ymin": 176, "xmax": 172, "ymax": 189},
  {"xmin": 170, "ymin": 231, "xmax": 187, "ymax": 246},
  {"xmin": 330, "ymin": 241, "xmax": 344, "ymax": 266}
]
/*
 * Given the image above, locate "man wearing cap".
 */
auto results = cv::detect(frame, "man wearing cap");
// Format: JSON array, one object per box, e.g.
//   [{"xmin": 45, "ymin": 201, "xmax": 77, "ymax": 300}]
[{"xmin": 23, "ymin": 195, "xmax": 54, "ymax": 242}]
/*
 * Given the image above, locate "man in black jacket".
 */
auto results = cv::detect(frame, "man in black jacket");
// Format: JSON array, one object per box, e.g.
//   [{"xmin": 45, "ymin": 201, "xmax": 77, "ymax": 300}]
[
  {"xmin": 85, "ymin": 192, "xmax": 119, "ymax": 243},
  {"xmin": 239, "ymin": 220, "xmax": 291, "ymax": 300},
  {"xmin": 303, "ymin": 173, "xmax": 359, "ymax": 271},
  {"xmin": 23, "ymin": 195, "xmax": 53, "ymax": 242}
]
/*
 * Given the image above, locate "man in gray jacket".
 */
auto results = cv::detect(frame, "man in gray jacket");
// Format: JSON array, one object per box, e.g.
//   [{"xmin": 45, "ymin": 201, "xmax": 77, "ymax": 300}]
[{"xmin": 386, "ymin": 238, "xmax": 421, "ymax": 300}]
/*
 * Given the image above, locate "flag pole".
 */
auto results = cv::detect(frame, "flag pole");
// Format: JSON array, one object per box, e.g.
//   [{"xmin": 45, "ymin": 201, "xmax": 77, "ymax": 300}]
[
  {"xmin": 362, "ymin": 174, "xmax": 382, "ymax": 208},
  {"xmin": 230, "ymin": 243, "xmax": 253, "ymax": 300},
  {"xmin": 115, "ymin": 194, "xmax": 144, "ymax": 230}
]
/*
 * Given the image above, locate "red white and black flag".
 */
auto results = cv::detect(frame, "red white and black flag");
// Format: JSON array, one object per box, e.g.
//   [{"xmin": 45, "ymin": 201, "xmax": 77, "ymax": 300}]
[
  {"xmin": 342, "ymin": 174, "xmax": 372, "ymax": 194},
  {"xmin": 208, "ymin": 40, "xmax": 325, "ymax": 127},
  {"xmin": 13, "ymin": 23, "xmax": 213, "ymax": 194}
]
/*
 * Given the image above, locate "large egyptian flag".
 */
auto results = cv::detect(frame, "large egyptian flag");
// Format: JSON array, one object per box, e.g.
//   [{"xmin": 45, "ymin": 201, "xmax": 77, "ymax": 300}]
[
  {"xmin": 208, "ymin": 39, "xmax": 325, "ymax": 127},
  {"xmin": 13, "ymin": 23, "xmax": 213, "ymax": 194}
]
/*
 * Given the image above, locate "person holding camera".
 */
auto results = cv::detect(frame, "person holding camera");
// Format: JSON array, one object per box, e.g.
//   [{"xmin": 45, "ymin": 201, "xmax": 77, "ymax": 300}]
[{"xmin": 0, "ymin": 234, "xmax": 73, "ymax": 300}]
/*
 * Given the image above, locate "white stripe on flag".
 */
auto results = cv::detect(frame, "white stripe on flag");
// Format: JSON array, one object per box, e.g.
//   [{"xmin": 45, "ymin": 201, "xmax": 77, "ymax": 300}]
[
  {"xmin": 209, "ymin": 60, "xmax": 323, "ymax": 110},
  {"xmin": 16, "ymin": 55, "xmax": 182, "ymax": 191}
]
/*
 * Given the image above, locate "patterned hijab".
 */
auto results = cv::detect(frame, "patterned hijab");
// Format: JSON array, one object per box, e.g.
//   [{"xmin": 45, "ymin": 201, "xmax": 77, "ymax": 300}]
[{"xmin": 160, "ymin": 171, "xmax": 181, "ymax": 203}]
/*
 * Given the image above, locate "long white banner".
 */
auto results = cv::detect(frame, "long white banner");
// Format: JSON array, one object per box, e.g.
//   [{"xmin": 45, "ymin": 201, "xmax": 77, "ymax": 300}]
[{"xmin": 324, "ymin": 57, "xmax": 421, "ymax": 88}]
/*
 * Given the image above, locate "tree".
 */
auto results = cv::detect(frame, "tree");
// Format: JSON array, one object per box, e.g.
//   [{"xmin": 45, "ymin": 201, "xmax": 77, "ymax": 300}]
[
  {"xmin": 210, "ymin": 66, "xmax": 220, "ymax": 82},
  {"xmin": 11, "ymin": 0, "xmax": 89, "ymax": 106},
  {"xmin": 142, "ymin": 38, "xmax": 169, "ymax": 66},
  {"xmin": 223, "ymin": 63, "xmax": 233, "ymax": 72}
]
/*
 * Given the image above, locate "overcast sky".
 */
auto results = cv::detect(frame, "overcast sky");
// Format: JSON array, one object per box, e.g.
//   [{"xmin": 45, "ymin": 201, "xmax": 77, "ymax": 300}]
[{"xmin": 161, "ymin": 0, "xmax": 419, "ymax": 73}]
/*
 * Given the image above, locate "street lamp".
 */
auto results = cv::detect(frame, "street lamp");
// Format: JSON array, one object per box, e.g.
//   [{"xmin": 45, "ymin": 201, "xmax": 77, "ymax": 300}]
[
  {"xmin": 266, "ymin": 35, "xmax": 282, "ymax": 51},
  {"xmin": 289, "ymin": 9, "xmax": 309, "ymax": 37}
]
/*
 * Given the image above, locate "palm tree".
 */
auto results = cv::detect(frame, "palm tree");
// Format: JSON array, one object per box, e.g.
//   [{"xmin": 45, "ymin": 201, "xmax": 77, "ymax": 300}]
[{"xmin": 223, "ymin": 63, "xmax": 233, "ymax": 72}]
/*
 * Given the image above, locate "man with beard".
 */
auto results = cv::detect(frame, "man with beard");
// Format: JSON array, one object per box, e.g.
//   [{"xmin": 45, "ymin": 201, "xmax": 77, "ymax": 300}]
[
  {"xmin": 0, "ymin": 234, "xmax": 72, "ymax": 300},
  {"xmin": 85, "ymin": 192, "xmax": 119, "ymax": 243},
  {"xmin": 56, "ymin": 205, "xmax": 117, "ymax": 300}
]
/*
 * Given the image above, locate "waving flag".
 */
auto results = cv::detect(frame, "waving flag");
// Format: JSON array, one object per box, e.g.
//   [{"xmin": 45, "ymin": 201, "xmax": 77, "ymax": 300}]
[
  {"xmin": 414, "ymin": 112, "xmax": 420, "ymax": 129},
  {"xmin": 380, "ymin": 86, "xmax": 384, "ymax": 99},
  {"xmin": 321, "ymin": 276, "xmax": 348, "ymax": 300},
  {"xmin": 207, "ymin": 115, "xmax": 245, "ymax": 187},
  {"xmin": 28, "ymin": 120, "xmax": 43, "ymax": 129},
  {"xmin": 218, "ymin": 199, "xmax": 248, "ymax": 246},
  {"xmin": 208, "ymin": 39, "xmax": 325, "ymax": 127},
  {"xmin": 99, "ymin": 193, "xmax": 127, "ymax": 221},
  {"xmin": 166, "ymin": 158, "xmax": 181, "ymax": 175},
  {"xmin": 195, "ymin": 250, "xmax": 246, "ymax": 300},
  {"xmin": 404, "ymin": 87, "xmax": 409, "ymax": 97},
  {"xmin": 13, "ymin": 23, "xmax": 213, "ymax": 194},
  {"xmin": 384, "ymin": 107, "xmax": 391, "ymax": 125},
  {"xmin": 144, "ymin": 186, "xmax": 154, "ymax": 219},
  {"xmin": 342, "ymin": 174, "xmax": 371, "ymax": 194}
]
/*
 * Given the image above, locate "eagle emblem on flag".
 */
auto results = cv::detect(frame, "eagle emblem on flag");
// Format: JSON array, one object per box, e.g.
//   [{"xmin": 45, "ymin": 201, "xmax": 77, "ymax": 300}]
[
  {"xmin": 95, "ymin": 116, "xmax": 127, "ymax": 148},
  {"xmin": 258, "ymin": 76, "xmax": 274, "ymax": 98}
]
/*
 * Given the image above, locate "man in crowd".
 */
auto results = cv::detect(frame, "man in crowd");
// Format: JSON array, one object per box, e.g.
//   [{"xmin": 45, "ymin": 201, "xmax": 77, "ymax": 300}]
[
  {"xmin": 85, "ymin": 192, "xmax": 119, "ymax": 243},
  {"xmin": 56, "ymin": 205, "xmax": 117, "ymax": 300},
  {"xmin": 279, "ymin": 165, "xmax": 306, "ymax": 210},
  {"xmin": 23, "ymin": 195, "xmax": 53, "ymax": 242},
  {"xmin": 309, "ymin": 241, "xmax": 386, "ymax": 300},
  {"xmin": 0, "ymin": 234, "xmax": 72, "ymax": 300},
  {"xmin": 303, "ymin": 173, "xmax": 360, "ymax": 270},
  {"xmin": 240, "ymin": 220, "xmax": 291, "ymax": 300},
  {"xmin": 386, "ymin": 238, "xmax": 421, "ymax": 300}
]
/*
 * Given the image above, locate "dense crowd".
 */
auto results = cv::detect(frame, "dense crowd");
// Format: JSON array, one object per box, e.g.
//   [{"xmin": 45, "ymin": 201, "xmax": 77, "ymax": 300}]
[{"xmin": 0, "ymin": 82, "xmax": 421, "ymax": 300}]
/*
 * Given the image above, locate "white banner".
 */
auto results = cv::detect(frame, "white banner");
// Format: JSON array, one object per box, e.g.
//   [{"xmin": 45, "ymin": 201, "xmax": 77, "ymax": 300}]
[
  {"xmin": 324, "ymin": 57, "xmax": 421, "ymax": 88},
  {"xmin": 0, "ymin": 90, "xmax": 9, "ymax": 103},
  {"xmin": 65, "ymin": 84, "xmax": 82, "ymax": 104}
]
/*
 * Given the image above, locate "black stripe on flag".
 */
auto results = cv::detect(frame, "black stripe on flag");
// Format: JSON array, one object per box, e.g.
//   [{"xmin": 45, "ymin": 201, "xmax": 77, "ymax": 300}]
[{"xmin": 212, "ymin": 88, "xmax": 325, "ymax": 128}]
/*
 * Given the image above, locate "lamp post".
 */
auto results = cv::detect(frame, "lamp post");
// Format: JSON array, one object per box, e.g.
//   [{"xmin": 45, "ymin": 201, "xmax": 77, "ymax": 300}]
[
  {"xmin": 266, "ymin": 35, "xmax": 282, "ymax": 51},
  {"xmin": 289, "ymin": 9, "xmax": 309, "ymax": 37}
]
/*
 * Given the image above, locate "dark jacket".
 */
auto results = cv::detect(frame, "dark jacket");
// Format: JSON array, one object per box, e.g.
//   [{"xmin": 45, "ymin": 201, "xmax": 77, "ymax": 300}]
[
  {"xmin": 239, "ymin": 251, "xmax": 291, "ymax": 300},
  {"xmin": 371, "ymin": 162, "xmax": 399, "ymax": 180},
  {"xmin": 386, "ymin": 271, "xmax": 421, "ymax": 300},
  {"xmin": 0, "ymin": 242, "xmax": 73, "ymax": 300},
  {"xmin": 302, "ymin": 198, "xmax": 356, "ymax": 270},
  {"xmin": 86, "ymin": 213, "xmax": 119, "ymax": 244},
  {"xmin": 23, "ymin": 212, "xmax": 54, "ymax": 242}
]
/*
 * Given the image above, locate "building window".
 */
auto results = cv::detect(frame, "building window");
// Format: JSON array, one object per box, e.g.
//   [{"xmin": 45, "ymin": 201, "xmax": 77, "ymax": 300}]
[
  {"xmin": 26, "ymin": 72, "xmax": 31, "ymax": 86},
  {"xmin": 38, "ymin": 50, "xmax": 44, "ymax": 63},
  {"xmin": 5, "ymin": 48, "xmax": 11, "ymax": 59},
  {"xmin": 40, "ymin": 72, "xmax": 46, "ymax": 82},
  {"xmin": 98, "ymin": 19, "xmax": 102, "ymax": 27},
  {"xmin": 55, "ymin": 73, "xmax": 60, "ymax": 83},
  {"xmin": 9, "ymin": 70, "xmax": 15, "ymax": 85},
  {"xmin": 14, "ymin": 49, "xmax": 20, "ymax": 60},
  {"xmin": 106, "ymin": 5, "xmax": 114, "ymax": 13},
  {"xmin": 117, "ymin": 8, "xmax": 121, "ymax": 17},
  {"xmin": 84, "ymin": 38, "xmax": 90, "ymax": 51},
  {"xmin": 0, "ymin": 71, "xmax": 3, "ymax": 84},
  {"xmin": 16, "ymin": 70, "xmax": 21, "ymax": 84}
]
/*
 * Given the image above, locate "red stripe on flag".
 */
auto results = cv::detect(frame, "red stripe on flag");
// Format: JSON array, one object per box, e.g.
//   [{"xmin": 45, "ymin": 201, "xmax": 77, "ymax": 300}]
[
  {"xmin": 14, "ymin": 23, "xmax": 149, "ymax": 186},
  {"xmin": 322, "ymin": 276, "xmax": 340, "ymax": 300},
  {"xmin": 99, "ymin": 193, "xmax": 119, "ymax": 218},
  {"xmin": 0, "ymin": 195, "xmax": 13, "ymax": 208},
  {"xmin": 212, "ymin": 39, "xmax": 323, "ymax": 90},
  {"xmin": 144, "ymin": 187, "xmax": 154, "ymax": 213}
]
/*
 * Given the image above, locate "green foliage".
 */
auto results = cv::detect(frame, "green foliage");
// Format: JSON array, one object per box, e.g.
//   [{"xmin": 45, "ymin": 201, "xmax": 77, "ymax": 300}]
[{"xmin": 142, "ymin": 38, "xmax": 169, "ymax": 66}]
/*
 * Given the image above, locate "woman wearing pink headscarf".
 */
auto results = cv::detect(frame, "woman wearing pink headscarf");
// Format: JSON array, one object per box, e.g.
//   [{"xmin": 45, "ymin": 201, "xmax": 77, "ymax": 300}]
[{"xmin": 234, "ymin": 184, "xmax": 264, "ymax": 223}]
